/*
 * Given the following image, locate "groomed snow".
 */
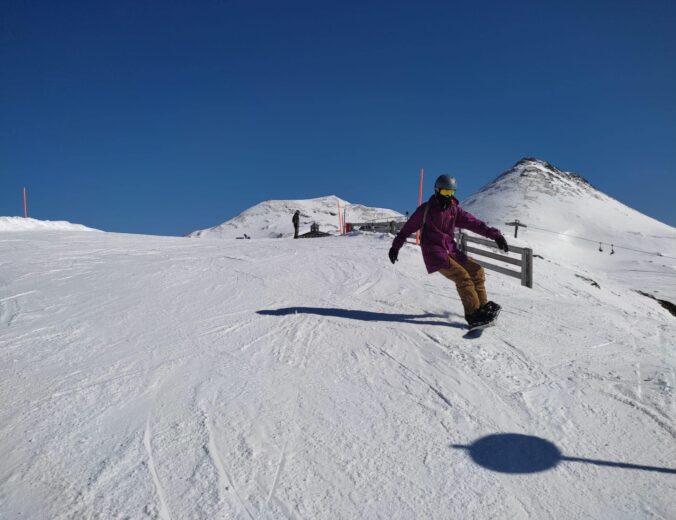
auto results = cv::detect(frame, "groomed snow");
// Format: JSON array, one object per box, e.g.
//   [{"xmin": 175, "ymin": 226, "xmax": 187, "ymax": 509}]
[{"xmin": 1, "ymin": 229, "xmax": 674, "ymax": 519}]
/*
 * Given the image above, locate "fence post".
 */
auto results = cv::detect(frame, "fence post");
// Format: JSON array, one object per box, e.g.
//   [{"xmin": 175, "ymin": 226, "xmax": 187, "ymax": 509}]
[
  {"xmin": 521, "ymin": 248, "xmax": 533, "ymax": 288},
  {"xmin": 460, "ymin": 232, "xmax": 467, "ymax": 253}
]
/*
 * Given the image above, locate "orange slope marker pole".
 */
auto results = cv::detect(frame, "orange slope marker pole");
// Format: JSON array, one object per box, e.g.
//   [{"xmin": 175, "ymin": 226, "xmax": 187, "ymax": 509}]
[
  {"xmin": 415, "ymin": 168, "xmax": 424, "ymax": 245},
  {"xmin": 23, "ymin": 187, "xmax": 28, "ymax": 218},
  {"xmin": 337, "ymin": 200, "xmax": 343, "ymax": 235}
]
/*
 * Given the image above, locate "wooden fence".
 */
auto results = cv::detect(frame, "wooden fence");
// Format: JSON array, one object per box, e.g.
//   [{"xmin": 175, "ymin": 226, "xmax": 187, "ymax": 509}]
[
  {"xmin": 346, "ymin": 219, "xmax": 533, "ymax": 288},
  {"xmin": 457, "ymin": 232, "xmax": 533, "ymax": 288}
]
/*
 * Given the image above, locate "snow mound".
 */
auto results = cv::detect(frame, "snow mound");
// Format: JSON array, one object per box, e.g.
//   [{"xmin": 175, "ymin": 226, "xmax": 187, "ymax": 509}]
[
  {"xmin": 0, "ymin": 217, "xmax": 99, "ymax": 232},
  {"xmin": 189, "ymin": 195, "xmax": 402, "ymax": 239}
]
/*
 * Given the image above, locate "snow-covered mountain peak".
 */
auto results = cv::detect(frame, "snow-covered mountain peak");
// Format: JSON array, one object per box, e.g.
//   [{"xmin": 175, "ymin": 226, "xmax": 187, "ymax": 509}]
[
  {"xmin": 477, "ymin": 157, "xmax": 600, "ymax": 201},
  {"xmin": 461, "ymin": 158, "xmax": 676, "ymax": 270},
  {"xmin": 189, "ymin": 195, "xmax": 402, "ymax": 239}
]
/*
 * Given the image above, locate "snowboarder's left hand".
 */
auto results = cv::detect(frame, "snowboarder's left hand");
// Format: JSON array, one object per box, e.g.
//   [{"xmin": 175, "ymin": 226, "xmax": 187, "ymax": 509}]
[
  {"xmin": 495, "ymin": 235, "xmax": 509, "ymax": 253},
  {"xmin": 388, "ymin": 247, "xmax": 399, "ymax": 264}
]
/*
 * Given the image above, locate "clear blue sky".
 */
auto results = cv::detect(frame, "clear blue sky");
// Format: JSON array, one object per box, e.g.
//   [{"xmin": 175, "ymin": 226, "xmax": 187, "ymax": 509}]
[{"xmin": 2, "ymin": 0, "xmax": 675, "ymax": 235}]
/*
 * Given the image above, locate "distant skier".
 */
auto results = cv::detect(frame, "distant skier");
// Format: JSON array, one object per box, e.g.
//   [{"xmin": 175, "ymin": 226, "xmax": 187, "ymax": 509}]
[
  {"xmin": 292, "ymin": 210, "xmax": 300, "ymax": 239},
  {"xmin": 388, "ymin": 175, "xmax": 509, "ymax": 328}
]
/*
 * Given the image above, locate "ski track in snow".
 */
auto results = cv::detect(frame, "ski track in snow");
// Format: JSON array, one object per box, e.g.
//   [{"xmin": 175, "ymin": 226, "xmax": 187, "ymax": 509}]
[
  {"xmin": 0, "ymin": 231, "xmax": 675, "ymax": 519},
  {"xmin": 202, "ymin": 407, "xmax": 256, "ymax": 520},
  {"xmin": 144, "ymin": 417, "xmax": 172, "ymax": 520}
]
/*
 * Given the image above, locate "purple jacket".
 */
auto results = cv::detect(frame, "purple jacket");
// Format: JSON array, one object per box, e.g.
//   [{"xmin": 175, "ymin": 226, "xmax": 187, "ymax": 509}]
[{"xmin": 392, "ymin": 195, "xmax": 503, "ymax": 273}]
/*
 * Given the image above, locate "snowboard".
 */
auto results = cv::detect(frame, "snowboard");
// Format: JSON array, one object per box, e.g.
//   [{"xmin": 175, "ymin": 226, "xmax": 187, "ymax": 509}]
[
  {"xmin": 462, "ymin": 320, "xmax": 495, "ymax": 338},
  {"xmin": 462, "ymin": 307, "xmax": 500, "ymax": 339}
]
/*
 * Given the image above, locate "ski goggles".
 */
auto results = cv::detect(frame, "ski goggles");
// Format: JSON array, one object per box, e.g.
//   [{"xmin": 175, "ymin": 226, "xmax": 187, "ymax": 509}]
[{"xmin": 438, "ymin": 188, "xmax": 455, "ymax": 197}]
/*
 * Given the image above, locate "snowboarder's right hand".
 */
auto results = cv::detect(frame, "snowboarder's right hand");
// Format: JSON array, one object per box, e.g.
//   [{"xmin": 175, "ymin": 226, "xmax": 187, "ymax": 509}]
[{"xmin": 388, "ymin": 247, "xmax": 398, "ymax": 264}]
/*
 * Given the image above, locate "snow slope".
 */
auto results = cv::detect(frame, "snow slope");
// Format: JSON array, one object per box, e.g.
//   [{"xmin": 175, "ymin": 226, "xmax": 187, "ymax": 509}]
[
  {"xmin": 462, "ymin": 158, "xmax": 674, "ymax": 248},
  {"xmin": 1, "ymin": 229, "xmax": 674, "ymax": 519},
  {"xmin": 188, "ymin": 196, "xmax": 402, "ymax": 239},
  {"xmin": 0, "ymin": 217, "xmax": 98, "ymax": 232}
]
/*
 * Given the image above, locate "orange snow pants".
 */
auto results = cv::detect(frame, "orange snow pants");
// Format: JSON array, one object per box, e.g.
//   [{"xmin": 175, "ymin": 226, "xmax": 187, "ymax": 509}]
[{"xmin": 438, "ymin": 257, "xmax": 487, "ymax": 316}]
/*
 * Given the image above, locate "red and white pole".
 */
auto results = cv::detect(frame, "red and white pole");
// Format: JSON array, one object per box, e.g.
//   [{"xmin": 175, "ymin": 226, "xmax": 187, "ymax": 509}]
[
  {"xmin": 415, "ymin": 168, "xmax": 424, "ymax": 245},
  {"xmin": 337, "ymin": 200, "xmax": 343, "ymax": 235},
  {"xmin": 23, "ymin": 187, "xmax": 28, "ymax": 218}
]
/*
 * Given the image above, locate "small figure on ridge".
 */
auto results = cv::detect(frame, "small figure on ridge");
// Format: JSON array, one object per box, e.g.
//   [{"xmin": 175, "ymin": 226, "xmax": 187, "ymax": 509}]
[{"xmin": 292, "ymin": 210, "xmax": 300, "ymax": 239}]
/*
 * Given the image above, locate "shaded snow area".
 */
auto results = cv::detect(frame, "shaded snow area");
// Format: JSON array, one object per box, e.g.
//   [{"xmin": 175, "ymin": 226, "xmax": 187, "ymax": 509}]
[
  {"xmin": 1, "ymin": 230, "xmax": 674, "ymax": 519},
  {"xmin": 188, "ymin": 196, "xmax": 402, "ymax": 239},
  {"xmin": 0, "ymin": 217, "xmax": 99, "ymax": 233}
]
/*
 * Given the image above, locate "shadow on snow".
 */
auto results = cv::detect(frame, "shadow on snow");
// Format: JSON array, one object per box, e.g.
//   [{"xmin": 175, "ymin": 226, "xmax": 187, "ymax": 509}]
[
  {"xmin": 257, "ymin": 307, "xmax": 466, "ymax": 328},
  {"xmin": 259, "ymin": 311, "xmax": 672, "ymax": 475},
  {"xmin": 452, "ymin": 433, "xmax": 676, "ymax": 475}
]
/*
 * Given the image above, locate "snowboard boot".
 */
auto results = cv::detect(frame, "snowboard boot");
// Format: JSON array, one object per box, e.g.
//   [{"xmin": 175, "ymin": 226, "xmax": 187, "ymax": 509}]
[
  {"xmin": 465, "ymin": 306, "xmax": 493, "ymax": 328},
  {"xmin": 480, "ymin": 301, "xmax": 501, "ymax": 320}
]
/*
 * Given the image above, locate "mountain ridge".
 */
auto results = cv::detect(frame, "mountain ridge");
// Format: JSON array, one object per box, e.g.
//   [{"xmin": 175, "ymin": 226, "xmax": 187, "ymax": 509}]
[
  {"xmin": 189, "ymin": 195, "xmax": 402, "ymax": 239},
  {"xmin": 461, "ymin": 157, "xmax": 675, "ymax": 247}
]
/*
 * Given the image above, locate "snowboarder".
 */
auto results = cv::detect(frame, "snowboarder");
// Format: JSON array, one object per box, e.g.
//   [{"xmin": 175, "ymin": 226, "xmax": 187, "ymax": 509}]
[
  {"xmin": 292, "ymin": 210, "xmax": 300, "ymax": 239},
  {"xmin": 388, "ymin": 174, "xmax": 509, "ymax": 328}
]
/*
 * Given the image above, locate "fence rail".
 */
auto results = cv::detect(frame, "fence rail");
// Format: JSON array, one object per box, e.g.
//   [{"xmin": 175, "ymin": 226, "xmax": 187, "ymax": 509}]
[
  {"xmin": 346, "ymin": 218, "xmax": 534, "ymax": 288},
  {"xmin": 458, "ymin": 232, "xmax": 533, "ymax": 288}
]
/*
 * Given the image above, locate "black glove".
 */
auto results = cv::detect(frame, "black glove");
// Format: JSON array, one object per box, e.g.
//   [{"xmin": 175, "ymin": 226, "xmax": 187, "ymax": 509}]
[
  {"xmin": 388, "ymin": 247, "xmax": 399, "ymax": 264},
  {"xmin": 495, "ymin": 235, "xmax": 509, "ymax": 253}
]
